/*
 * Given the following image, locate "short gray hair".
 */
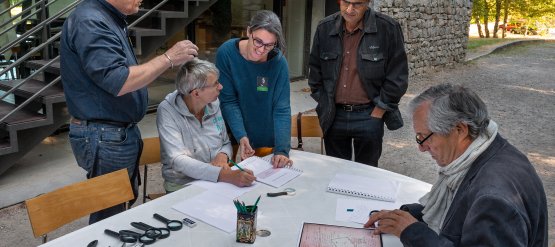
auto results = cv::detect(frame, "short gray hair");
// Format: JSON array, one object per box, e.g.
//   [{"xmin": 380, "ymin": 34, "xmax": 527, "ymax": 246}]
[
  {"xmin": 408, "ymin": 84, "xmax": 490, "ymax": 140},
  {"xmin": 248, "ymin": 10, "xmax": 286, "ymax": 54},
  {"xmin": 175, "ymin": 58, "xmax": 219, "ymax": 96}
]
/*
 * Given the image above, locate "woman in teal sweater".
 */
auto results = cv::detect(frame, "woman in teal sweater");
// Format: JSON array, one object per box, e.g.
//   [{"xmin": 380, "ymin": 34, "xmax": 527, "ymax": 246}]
[{"xmin": 216, "ymin": 10, "xmax": 292, "ymax": 167}]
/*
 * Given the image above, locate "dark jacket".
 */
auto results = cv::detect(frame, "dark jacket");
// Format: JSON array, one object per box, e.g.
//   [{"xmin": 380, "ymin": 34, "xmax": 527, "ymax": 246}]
[
  {"xmin": 400, "ymin": 135, "xmax": 548, "ymax": 247},
  {"xmin": 308, "ymin": 9, "xmax": 408, "ymax": 134}
]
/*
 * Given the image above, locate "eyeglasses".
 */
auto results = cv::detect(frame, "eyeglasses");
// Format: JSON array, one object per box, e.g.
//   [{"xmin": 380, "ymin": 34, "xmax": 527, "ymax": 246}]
[
  {"xmin": 251, "ymin": 34, "xmax": 276, "ymax": 51},
  {"xmin": 189, "ymin": 81, "xmax": 221, "ymax": 94},
  {"xmin": 340, "ymin": 0, "xmax": 368, "ymax": 9},
  {"xmin": 415, "ymin": 132, "xmax": 434, "ymax": 146}
]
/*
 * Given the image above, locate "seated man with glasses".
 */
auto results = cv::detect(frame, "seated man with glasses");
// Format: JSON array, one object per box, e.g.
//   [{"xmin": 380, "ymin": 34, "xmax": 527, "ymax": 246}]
[
  {"xmin": 216, "ymin": 10, "xmax": 292, "ymax": 168},
  {"xmin": 157, "ymin": 59, "xmax": 255, "ymax": 192},
  {"xmin": 365, "ymin": 84, "xmax": 548, "ymax": 246}
]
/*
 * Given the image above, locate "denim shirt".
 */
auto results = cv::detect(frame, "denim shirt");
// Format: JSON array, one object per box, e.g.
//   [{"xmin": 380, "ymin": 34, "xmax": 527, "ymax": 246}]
[{"xmin": 60, "ymin": 0, "xmax": 147, "ymax": 123}]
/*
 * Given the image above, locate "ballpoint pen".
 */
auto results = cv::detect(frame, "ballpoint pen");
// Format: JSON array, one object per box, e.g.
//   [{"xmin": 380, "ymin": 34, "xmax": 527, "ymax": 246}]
[{"xmin": 228, "ymin": 158, "xmax": 245, "ymax": 171}]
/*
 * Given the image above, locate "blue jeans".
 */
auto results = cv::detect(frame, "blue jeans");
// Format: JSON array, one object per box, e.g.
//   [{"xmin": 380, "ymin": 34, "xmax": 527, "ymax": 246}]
[
  {"xmin": 324, "ymin": 107, "xmax": 384, "ymax": 166},
  {"xmin": 69, "ymin": 120, "xmax": 142, "ymax": 224}
]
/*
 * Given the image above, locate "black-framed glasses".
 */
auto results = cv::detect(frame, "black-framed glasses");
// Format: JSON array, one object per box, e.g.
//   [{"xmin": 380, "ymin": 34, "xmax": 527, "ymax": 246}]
[
  {"xmin": 340, "ymin": 0, "xmax": 368, "ymax": 9},
  {"xmin": 251, "ymin": 34, "xmax": 276, "ymax": 51},
  {"xmin": 415, "ymin": 132, "xmax": 434, "ymax": 145}
]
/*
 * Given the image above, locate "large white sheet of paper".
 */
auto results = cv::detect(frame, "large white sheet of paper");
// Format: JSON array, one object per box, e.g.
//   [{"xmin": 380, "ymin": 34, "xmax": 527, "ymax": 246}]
[
  {"xmin": 172, "ymin": 191, "xmax": 237, "ymax": 233},
  {"xmin": 335, "ymin": 198, "xmax": 401, "ymax": 224},
  {"xmin": 189, "ymin": 180, "xmax": 259, "ymax": 199}
]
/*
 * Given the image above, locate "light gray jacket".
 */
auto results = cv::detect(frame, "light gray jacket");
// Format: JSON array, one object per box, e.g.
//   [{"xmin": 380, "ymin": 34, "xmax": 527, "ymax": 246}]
[{"xmin": 156, "ymin": 90, "xmax": 232, "ymax": 185}]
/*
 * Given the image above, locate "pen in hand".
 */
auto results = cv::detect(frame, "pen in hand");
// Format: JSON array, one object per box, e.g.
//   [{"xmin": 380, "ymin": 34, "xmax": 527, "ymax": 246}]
[{"xmin": 228, "ymin": 158, "xmax": 245, "ymax": 171}]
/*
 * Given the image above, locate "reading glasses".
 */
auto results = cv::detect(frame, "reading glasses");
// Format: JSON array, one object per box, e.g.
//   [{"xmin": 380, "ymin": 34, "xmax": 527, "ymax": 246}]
[
  {"xmin": 251, "ymin": 34, "xmax": 276, "ymax": 51},
  {"xmin": 416, "ymin": 132, "xmax": 434, "ymax": 145}
]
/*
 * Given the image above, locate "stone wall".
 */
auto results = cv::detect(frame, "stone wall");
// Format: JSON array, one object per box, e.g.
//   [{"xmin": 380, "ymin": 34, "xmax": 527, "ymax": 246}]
[{"xmin": 373, "ymin": 0, "xmax": 473, "ymax": 77}]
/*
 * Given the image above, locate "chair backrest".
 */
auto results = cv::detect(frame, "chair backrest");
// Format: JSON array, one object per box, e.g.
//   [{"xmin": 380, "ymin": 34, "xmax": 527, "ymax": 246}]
[
  {"xmin": 139, "ymin": 137, "xmax": 161, "ymax": 166},
  {"xmin": 139, "ymin": 137, "xmax": 165, "ymax": 202},
  {"xmin": 291, "ymin": 112, "xmax": 324, "ymax": 153},
  {"xmin": 25, "ymin": 169, "xmax": 133, "ymax": 238}
]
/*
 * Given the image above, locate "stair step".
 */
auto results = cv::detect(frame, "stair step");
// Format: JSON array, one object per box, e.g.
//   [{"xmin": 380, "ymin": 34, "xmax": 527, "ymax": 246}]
[
  {"xmin": 0, "ymin": 101, "xmax": 46, "ymax": 127},
  {"xmin": 138, "ymin": 9, "xmax": 187, "ymax": 18},
  {"xmin": 0, "ymin": 79, "xmax": 65, "ymax": 104},
  {"xmin": 130, "ymin": 27, "xmax": 165, "ymax": 37},
  {"xmin": 25, "ymin": 60, "xmax": 61, "ymax": 75},
  {"xmin": 0, "ymin": 138, "xmax": 9, "ymax": 149}
]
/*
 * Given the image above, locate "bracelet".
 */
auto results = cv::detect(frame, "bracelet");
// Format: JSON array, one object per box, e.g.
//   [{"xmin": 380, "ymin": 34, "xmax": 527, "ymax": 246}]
[{"xmin": 163, "ymin": 53, "xmax": 174, "ymax": 69}]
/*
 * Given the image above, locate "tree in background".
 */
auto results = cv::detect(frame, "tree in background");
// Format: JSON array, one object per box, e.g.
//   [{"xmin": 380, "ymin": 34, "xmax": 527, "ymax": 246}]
[{"xmin": 472, "ymin": 0, "xmax": 554, "ymax": 38}]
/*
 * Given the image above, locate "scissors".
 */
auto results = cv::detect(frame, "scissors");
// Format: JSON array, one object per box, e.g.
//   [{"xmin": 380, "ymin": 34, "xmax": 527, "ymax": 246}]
[
  {"xmin": 104, "ymin": 229, "xmax": 145, "ymax": 246},
  {"xmin": 130, "ymin": 222, "xmax": 170, "ymax": 239},
  {"xmin": 153, "ymin": 213, "xmax": 183, "ymax": 231},
  {"xmin": 266, "ymin": 188, "xmax": 296, "ymax": 197}
]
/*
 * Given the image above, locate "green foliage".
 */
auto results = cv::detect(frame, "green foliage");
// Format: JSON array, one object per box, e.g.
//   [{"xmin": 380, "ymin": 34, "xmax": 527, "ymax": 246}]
[
  {"xmin": 466, "ymin": 37, "xmax": 518, "ymax": 50},
  {"xmin": 471, "ymin": 0, "xmax": 554, "ymax": 31}
]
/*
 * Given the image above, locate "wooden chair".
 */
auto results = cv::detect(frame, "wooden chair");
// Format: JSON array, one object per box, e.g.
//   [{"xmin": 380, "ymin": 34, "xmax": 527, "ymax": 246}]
[
  {"xmin": 291, "ymin": 112, "xmax": 324, "ymax": 154},
  {"xmin": 139, "ymin": 137, "xmax": 165, "ymax": 203},
  {"xmin": 25, "ymin": 169, "xmax": 133, "ymax": 243}
]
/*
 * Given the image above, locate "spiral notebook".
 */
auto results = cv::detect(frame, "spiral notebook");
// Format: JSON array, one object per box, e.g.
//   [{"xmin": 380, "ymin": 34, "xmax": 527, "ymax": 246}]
[
  {"xmin": 327, "ymin": 173, "xmax": 399, "ymax": 202},
  {"xmin": 236, "ymin": 156, "xmax": 303, "ymax": 188}
]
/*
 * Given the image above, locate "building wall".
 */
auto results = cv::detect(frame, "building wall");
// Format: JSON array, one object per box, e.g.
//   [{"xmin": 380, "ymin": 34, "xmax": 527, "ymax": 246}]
[{"xmin": 373, "ymin": 0, "xmax": 473, "ymax": 77}]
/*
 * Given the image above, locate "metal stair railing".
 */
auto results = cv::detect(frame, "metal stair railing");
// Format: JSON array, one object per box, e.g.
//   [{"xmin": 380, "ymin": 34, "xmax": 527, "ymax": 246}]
[
  {"xmin": 0, "ymin": 0, "xmax": 60, "ymax": 36},
  {"xmin": 0, "ymin": 77, "xmax": 60, "ymax": 124},
  {"xmin": 0, "ymin": 0, "xmax": 81, "ymax": 56},
  {"xmin": 129, "ymin": 0, "xmax": 171, "ymax": 28},
  {"xmin": 0, "ymin": 56, "xmax": 59, "ymax": 101},
  {"xmin": 0, "ymin": 0, "xmax": 32, "ymax": 17}
]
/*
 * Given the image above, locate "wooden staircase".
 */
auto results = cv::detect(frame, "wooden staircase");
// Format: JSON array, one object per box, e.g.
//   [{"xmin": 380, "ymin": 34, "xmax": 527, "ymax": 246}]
[{"xmin": 0, "ymin": 0, "xmax": 217, "ymax": 176}]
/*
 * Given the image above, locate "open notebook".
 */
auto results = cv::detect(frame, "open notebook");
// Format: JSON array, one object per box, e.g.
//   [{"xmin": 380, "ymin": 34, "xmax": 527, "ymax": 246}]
[
  {"xmin": 236, "ymin": 156, "xmax": 302, "ymax": 188},
  {"xmin": 327, "ymin": 173, "xmax": 399, "ymax": 202}
]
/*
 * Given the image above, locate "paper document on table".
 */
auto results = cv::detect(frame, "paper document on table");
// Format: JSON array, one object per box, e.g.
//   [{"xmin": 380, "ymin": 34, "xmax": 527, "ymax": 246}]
[
  {"xmin": 236, "ymin": 156, "xmax": 302, "ymax": 188},
  {"xmin": 327, "ymin": 173, "xmax": 399, "ymax": 202},
  {"xmin": 172, "ymin": 191, "xmax": 236, "ymax": 233},
  {"xmin": 189, "ymin": 180, "xmax": 259, "ymax": 198},
  {"xmin": 297, "ymin": 222, "xmax": 382, "ymax": 247},
  {"xmin": 335, "ymin": 198, "xmax": 401, "ymax": 224}
]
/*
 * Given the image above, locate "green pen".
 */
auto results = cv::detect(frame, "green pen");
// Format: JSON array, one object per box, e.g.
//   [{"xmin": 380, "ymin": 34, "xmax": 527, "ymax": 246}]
[
  {"xmin": 228, "ymin": 158, "xmax": 245, "ymax": 172},
  {"xmin": 251, "ymin": 195, "xmax": 261, "ymax": 212}
]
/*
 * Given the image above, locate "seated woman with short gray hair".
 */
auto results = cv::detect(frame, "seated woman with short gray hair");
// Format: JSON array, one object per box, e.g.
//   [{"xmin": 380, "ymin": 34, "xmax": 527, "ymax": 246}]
[{"xmin": 156, "ymin": 59, "xmax": 255, "ymax": 192}]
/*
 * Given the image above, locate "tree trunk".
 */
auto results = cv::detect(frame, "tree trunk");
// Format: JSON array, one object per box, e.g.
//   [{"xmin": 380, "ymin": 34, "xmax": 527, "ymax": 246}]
[
  {"xmin": 502, "ymin": 0, "xmax": 510, "ymax": 38},
  {"xmin": 484, "ymin": 1, "xmax": 491, "ymax": 38},
  {"xmin": 493, "ymin": 0, "xmax": 502, "ymax": 38},
  {"xmin": 476, "ymin": 19, "xmax": 484, "ymax": 38}
]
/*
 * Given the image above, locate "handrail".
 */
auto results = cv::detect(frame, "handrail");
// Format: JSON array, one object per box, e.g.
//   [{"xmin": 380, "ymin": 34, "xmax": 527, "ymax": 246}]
[
  {"xmin": 0, "ymin": 0, "xmax": 81, "ymax": 55},
  {"xmin": 0, "ymin": 56, "xmax": 59, "ymax": 100},
  {"xmin": 0, "ymin": 0, "xmax": 55, "ymax": 31},
  {"xmin": 129, "ymin": 0, "xmax": 170, "ymax": 28},
  {"xmin": 0, "ymin": 0, "xmax": 58, "ymax": 36},
  {"xmin": 0, "ymin": 31, "xmax": 60, "ymax": 78},
  {"xmin": 0, "ymin": 76, "xmax": 60, "ymax": 124},
  {"xmin": 0, "ymin": 0, "xmax": 33, "ymax": 17}
]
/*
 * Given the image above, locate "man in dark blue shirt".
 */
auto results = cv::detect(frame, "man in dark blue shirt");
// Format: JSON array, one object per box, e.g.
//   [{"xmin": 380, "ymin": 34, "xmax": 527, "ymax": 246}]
[{"xmin": 61, "ymin": 0, "xmax": 198, "ymax": 224}]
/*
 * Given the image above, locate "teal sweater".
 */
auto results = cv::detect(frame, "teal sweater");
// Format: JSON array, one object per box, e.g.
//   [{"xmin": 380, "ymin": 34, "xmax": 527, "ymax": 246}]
[{"xmin": 216, "ymin": 38, "xmax": 291, "ymax": 156}]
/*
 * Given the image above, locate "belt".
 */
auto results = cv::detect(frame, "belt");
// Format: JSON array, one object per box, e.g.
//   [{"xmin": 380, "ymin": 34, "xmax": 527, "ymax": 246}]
[
  {"xmin": 70, "ymin": 117, "xmax": 135, "ymax": 128},
  {"xmin": 336, "ymin": 104, "xmax": 372, "ymax": 112}
]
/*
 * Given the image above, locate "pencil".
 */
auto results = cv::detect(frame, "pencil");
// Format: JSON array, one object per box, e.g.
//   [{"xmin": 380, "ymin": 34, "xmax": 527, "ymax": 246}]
[{"xmin": 228, "ymin": 158, "xmax": 245, "ymax": 171}]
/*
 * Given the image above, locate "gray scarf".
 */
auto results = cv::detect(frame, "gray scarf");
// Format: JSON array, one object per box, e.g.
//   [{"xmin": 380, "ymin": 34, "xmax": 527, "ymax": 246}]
[{"xmin": 419, "ymin": 120, "xmax": 498, "ymax": 233}]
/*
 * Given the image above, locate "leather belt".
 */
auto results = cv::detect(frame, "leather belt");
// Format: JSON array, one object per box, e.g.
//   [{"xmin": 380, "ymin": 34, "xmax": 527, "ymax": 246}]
[
  {"xmin": 70, "ymin": 117, "xmax": 134, "ymax": 128},
  {"xmin": 336, "ymin": 104, "xmax": 372, "ymax": 112}
]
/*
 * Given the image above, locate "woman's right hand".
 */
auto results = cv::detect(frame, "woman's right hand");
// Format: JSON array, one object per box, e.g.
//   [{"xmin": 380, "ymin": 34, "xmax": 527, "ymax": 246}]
[
  {"xmin": 218, "ymin": 169, "xmax": 255, "ymax": 187},
  {"xmin": 239, "ymin": 137, "xmax": 255, "ymax": 159}
]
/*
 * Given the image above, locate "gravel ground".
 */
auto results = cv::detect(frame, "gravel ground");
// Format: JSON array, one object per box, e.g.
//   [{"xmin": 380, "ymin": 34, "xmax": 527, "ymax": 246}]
[{"xmin": 0, "ymin": 41, "xmax": 553, "ymax": 246}]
